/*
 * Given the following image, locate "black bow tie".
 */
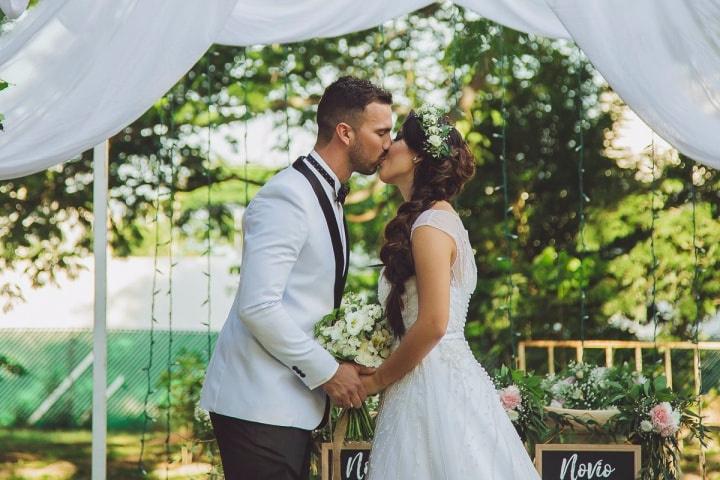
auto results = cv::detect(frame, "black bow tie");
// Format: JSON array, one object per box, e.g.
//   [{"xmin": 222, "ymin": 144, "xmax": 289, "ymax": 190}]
[
  {"xmin": 337, "ymin": 184, "xmax": 350, "ymax": 205},
  {"xmin": 305, "ymin": 154, "xmax": 350, "ymax": 205}
]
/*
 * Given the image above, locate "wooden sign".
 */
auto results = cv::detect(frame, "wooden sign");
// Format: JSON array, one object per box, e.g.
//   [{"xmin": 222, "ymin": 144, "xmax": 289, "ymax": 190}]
[
  {"xmin": 320, "ymin": 441, "xmax": 371, "ymax": 480},
  {"xmin": 535, "ymin": 444, "xmax": 641, "ymax": 480}
]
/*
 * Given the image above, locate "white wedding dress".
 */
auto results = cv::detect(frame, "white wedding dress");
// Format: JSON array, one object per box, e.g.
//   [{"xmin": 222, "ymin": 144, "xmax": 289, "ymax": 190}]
[{"xmin": 367, "ymin": 209, "xmax": 540, "ymax": 479}]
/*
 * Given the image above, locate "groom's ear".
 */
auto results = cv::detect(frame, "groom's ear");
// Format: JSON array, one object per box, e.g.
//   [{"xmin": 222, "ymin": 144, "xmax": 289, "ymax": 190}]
[{"xmin": 335, "ymin": 122, "xmax": 354, "ymax": 147}]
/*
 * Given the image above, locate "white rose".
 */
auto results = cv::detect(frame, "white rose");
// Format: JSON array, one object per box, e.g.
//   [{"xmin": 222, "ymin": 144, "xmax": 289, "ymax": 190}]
[
  {"xmin": 326, "ymin": 326, "xmax": 341, "ymax": 342},
  {"xmin": 360, "ymin": 312, "xmax": 374, "ymax": 332},
  {"xmin": 428, "ymin": 134, "xmax": 443, "ymax": 148},
  {"xmin": 356, "ymin": 350, "xmax": 376, "ymax": 367},
  {"xmin": 671, "ymin": 410, "xmax": 681, "ymax": 425},
  {"xmin": 507, "ymin": 409, "xmax": 520, "ymax": 422},
  {"xmin": 346, "ymin": 312, "xmax": 364, "ymax": 336},
  {"xmin": 640, "ymin": 420, "xmax": 653, "ymax": 433},
  {"xmin": 356, "ymin": 342, "xmax": 380, "ymax": 367}
]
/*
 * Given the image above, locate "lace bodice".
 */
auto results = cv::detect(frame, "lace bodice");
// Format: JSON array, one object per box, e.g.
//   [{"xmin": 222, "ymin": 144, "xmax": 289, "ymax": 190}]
[{"xmin": 378, "ymin": 209, "xmax": 477, "ymax": 338}]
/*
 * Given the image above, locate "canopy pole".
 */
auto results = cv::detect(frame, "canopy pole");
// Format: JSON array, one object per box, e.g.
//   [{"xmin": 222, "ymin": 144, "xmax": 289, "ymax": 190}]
[{"xmin": 92, "ymin": 140, "xmax": 109, "ymax": 480}]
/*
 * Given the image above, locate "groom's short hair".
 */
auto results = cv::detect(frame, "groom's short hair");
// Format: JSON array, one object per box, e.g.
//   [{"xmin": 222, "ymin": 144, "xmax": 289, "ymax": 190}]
[{"xmin": 316, "ymin": 76, "xmax": 392, "ymax": 144}]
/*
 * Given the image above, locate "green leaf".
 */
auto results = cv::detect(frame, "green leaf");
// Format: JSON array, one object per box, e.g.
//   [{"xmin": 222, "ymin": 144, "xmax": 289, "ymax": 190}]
[{"xmin": 653, "ymin": 375, "xmax": 667, "ymax": 391}]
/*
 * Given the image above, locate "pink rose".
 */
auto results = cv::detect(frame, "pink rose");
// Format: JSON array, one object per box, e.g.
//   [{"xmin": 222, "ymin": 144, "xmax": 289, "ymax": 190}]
[
  {"xmin": 649, "ymin": 402, "xmax": 679, "ymax": 437},
  {"xmin": 499, "ymin": 385, "xmax": 522, "ymax": 411}
]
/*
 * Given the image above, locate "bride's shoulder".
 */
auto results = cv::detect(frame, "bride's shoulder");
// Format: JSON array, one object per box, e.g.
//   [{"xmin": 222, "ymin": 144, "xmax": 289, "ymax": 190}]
[
  {"xmin": 429, "ymin": 200, "xmax": 455, "ymax": 214},
  {"xmin": 414, "ymin": 202, "xmax": 460, "ymax": 224}
]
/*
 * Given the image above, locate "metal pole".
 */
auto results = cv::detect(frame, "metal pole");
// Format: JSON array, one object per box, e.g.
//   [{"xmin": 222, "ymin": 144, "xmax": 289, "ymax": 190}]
[{"xmin": 92, "ymin": 141, "xmax": 108, "ymax": 480}]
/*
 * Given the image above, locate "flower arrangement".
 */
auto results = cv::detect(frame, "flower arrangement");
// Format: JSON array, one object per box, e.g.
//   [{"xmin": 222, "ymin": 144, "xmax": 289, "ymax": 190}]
[
  {"xmin": 541, "ymin": 361, "xmax": 641, "ymax": 411},
  {"xmin": 492, "ymin": 365, "xmax": 548, "ymax": 446},
  {"xmin": 315, "ymin": 293, "xmax": 393, "ymax": 368},
  {"xmin": 534, "ymin": 362, "xmax": 708, "ymax": 479},
  {"xmin": 415, "ymin": 104, "xmax": 453, "ymax": 160},
  {"xmin": 314, "ymin": 293, "xmax": 394, "ymax": 439},
  {"xmin": 606, "ymin": 375, "xmax": 707, "ymax": 480}
]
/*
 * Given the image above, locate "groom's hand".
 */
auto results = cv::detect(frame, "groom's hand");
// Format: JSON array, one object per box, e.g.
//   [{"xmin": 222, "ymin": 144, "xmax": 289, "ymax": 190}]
[
  {"xmin": 322, "ymin": 363, "xmax": 367, "ymax": 409},
  {"xmin": 351, "ymin": 364, "xmax": 376, "ymax": 376}
]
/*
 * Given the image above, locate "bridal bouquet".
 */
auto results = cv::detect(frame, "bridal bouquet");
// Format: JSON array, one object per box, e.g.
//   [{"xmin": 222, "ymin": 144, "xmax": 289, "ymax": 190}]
[
  {"xmin": 315, "ymin": 293, "xmax": 393, "ymax": 367},
  {"xmin": 314, "ymin": 293, "xmax": 394, "ymax": 439}
]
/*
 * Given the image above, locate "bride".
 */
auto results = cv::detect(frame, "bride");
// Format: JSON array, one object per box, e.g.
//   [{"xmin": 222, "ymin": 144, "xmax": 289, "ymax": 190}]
[{"xmin": 361, "ymin": 106, "xmax": 540, "ymax": 479}]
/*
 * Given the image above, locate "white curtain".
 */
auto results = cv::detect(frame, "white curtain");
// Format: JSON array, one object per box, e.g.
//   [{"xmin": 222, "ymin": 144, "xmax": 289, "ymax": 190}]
[
  {"xmin": 0, "ymin": 0, "xmax": 569, "ymax": 179},
  {"xmin": 455, "ymin": 0, "xmax": 568, "ymax": 39},
  {"xmin": 548, "ymin": 0, "xmax": 720, "ymax": 169},
  {"xmin": 0, "ymin": 0, "xmax": 237, "ymax": 179},
  {"xmin": 216, "ymin": 0, "xmax": 433, "ymax": 46},
  {"xmin": 214, "ymin": 0, "xmax": 569, "ymax": 46},
  {"xmin": 0, "ymin": 0, "xmax": 718, "ymax": 179}
]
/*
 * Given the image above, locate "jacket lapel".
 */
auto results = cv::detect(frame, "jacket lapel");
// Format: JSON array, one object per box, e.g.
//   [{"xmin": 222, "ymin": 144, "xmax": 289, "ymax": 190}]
[{"xmin": 292, "ymin": 158, "xmax": 348, "ymax": 309}]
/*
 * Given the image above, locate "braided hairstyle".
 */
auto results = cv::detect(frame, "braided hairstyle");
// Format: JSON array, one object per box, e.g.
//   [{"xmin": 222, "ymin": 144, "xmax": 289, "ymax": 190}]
[{"xmin": 379, "ymin": 110, "xmax": 475, "ymax": 338}]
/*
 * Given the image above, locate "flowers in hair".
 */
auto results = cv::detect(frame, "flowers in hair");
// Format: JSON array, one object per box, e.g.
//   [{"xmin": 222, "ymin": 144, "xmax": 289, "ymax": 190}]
[{"xmin": 415, "ymin": 104, "xmax": 453, "ymax": 160}]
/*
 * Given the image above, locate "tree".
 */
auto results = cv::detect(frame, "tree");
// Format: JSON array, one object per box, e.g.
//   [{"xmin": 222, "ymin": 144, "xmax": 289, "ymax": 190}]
[
  {"xmin": 1, "ymin": 6, "xmax": 717, "ymax": 366},
  {"xmin": 448, "ymin": 21, "xmax": 719, "ymax": 366}
]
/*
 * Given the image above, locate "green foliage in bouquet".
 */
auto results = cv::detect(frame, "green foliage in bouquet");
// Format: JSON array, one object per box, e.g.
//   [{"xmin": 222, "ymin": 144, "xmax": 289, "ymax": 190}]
[
  {"xmin": 541, "ymin": 361, "xmax": 640, "ymax": 410},
  {"xmin": 331, "ymin": 396, "xmax": 380, "ymax": 442},
  {"xmin": 493, "ymin": 365, "xmax": 549, "ymax": 447},
  {"xmin": 606, "ymin": 375, "xmax": 707, "ymax": 480},
  {"xmin": 314, "ymin": 293, "xmax": 393, "ymax": 368}
]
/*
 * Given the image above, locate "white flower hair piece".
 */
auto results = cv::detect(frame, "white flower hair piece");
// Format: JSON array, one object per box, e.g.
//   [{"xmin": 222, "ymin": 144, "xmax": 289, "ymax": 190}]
[{"xmin": 415, "ymin": 104, "xmax": 453, "ymax": 160}]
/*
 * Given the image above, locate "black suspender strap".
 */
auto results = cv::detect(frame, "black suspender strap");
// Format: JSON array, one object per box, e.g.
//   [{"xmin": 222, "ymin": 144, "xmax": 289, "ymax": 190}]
[{"xmin": 292, "ymin": 157, "xmax": 348, "ymax": 309}]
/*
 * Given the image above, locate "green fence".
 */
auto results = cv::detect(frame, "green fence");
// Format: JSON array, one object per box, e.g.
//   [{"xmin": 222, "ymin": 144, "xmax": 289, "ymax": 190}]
[{"xmin": 0, "ymin": 329, "xmax": 216, "ymax": 430}]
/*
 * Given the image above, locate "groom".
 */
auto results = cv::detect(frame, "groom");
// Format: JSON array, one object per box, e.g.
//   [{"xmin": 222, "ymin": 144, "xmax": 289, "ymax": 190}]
[{"xmin": 200, "ymin": 76, "xmax": 393, "ymax": 480}]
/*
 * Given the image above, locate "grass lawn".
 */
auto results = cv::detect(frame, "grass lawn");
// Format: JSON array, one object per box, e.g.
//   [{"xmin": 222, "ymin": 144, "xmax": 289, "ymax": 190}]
[{"xmin": 0, "ymin": 429, "xmax": 219, "ymax": 480}]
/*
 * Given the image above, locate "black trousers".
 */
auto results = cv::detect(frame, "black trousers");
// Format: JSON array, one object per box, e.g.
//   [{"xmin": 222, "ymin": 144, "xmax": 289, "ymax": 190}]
[{"xmin": 210, "ymin": 412, "xmax": 312, "ymax": 480}]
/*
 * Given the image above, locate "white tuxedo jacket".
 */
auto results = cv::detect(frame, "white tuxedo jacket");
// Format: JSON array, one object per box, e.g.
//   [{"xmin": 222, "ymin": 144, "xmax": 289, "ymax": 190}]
[{"xmin": 200, "ymin": 154, "xmax": 348, "ymax": 430}]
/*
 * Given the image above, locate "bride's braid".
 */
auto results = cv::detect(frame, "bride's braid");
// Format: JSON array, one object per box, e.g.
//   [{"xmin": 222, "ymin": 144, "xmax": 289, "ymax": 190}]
[{"xmin": 380, "ymin": 111, "xmax": 475, "ymax": 337}]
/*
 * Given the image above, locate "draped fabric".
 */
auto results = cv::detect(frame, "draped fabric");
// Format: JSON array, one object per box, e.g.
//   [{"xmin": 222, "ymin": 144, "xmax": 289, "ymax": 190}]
[
  {"xmin": 0, "ymin": 0, "xmax": 718, "ymax": 179},
  {"xmin": 0, "ymin": 0, "xmax": 237, "ymax": 179},
  {"xmin": 547, "ymin": 0, "xmax": 720, "ymax": 168},
  {"xmin": 455, "ymin": 0, "xmax": 568, "ymax": 39},
  {"xmin": 214, "ymin": 0, "xmax": 569, "ymax": 46},
  {"xmin": 216, "ymin": 0, "xmax": 435, "ymax": 46}
]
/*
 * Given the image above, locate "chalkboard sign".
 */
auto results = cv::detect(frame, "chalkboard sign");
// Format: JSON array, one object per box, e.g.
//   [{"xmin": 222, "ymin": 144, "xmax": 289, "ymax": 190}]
[
  {"xmin": 535, "ymin": 444, "xmax": 640, "ymax": 480},
  {"xmin": 321, "ymin": 441, "xmax": 371, "ymax": 480}
]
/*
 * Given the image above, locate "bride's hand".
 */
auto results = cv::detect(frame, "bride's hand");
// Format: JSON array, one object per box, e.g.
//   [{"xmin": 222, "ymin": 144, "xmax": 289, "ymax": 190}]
[
  {"xmin": 360, "ymin": 373, "xmax": 384, "ymax": 396},
  {"xmin": 351, "ymin": 363, "xmax": 376, "ymax": 376}
]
